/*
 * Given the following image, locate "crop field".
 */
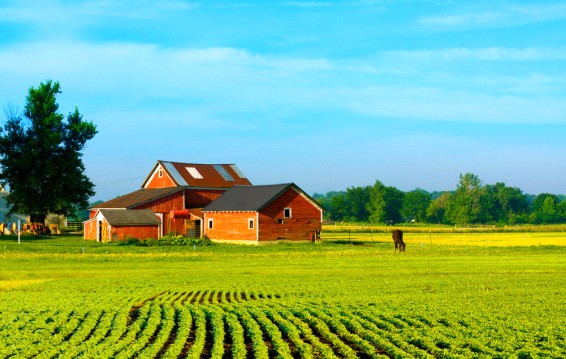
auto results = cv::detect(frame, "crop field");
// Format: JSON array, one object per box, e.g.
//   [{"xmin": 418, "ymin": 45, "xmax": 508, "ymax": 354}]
[{"xmin": 1, "ymin": 233, "xmax": 565, "ymax": 358}]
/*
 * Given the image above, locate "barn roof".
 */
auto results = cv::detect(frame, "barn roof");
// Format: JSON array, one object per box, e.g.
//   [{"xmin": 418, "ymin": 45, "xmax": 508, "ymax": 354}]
[
  {"xmin": 202, "ymin": 183, "xmax": 323, "ymax": 212},
  {"xmin": 99, "ymin": 209, "xmax": 161, "ymax": 226},
  {"xmin": 142, "ymin": 160, "xmax": 252, "ymax": 188},
  {"xmin": 93, "ymin": 187, "xmax": 185, "ymax": 210}
]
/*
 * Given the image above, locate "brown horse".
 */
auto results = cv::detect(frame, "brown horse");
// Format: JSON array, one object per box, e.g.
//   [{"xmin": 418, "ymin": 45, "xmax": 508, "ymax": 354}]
[{"xmin": 392, "ymin": 229, "xmax": 405, "ymax": 252}]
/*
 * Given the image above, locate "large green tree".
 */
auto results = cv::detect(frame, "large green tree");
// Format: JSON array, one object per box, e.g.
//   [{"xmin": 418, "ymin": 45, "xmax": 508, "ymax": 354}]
[
  {"xmin": 426, "ymin": 192, "xmax": 451, "ymax": 224},
  {"xmin": 367, "ymin": 180, "xmax": 404, "ymax": 224},
  {"xmin": 446, "ymin": 173, "xmax": 483, "ymax": 225},
  {"xmin": 0, "ymin": 80, "xmax": 97, "ymax": 223},
  {"xmin": 400, "ymin": 188, "xmax": 431, "ymax": 222},
  {"xmin": 480, "ymin": 182, "xmax": 528, "ymax": 223},
  {"xmin": 530, "ymin": 193, "xmax": 561, "ymax": 224}
]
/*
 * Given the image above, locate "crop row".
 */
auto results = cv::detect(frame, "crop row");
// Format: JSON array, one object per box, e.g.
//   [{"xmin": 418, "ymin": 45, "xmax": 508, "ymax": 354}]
[{"xmin": 1, "ymin": 297, "xmax": 564, "ymax": 358}]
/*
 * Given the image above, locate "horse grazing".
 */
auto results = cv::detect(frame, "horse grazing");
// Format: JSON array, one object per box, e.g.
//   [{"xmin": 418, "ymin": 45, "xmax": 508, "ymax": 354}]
[{"xmin": 392, "ymin": 229, "xmax": 405, "ymax": 252}]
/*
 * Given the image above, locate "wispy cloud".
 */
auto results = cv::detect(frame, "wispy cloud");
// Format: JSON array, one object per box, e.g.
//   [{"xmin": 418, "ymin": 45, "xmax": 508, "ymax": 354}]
[
  {"xmin": 380, "ymin": 47, "xmax": 566, "ymax": 62},
  {"xmin": 340, "ymin": 86, "xmax": 566, "ymax": 124},
  {"xmin": 419, "ymin": 4, "xmax": 566, "ymax": 28},
  {"xmin": 2, "ymin": 41, "xmax": 563, "ymax": 125},
  {"xmin": 0, "ymin": 0, "xmax": 199, "ymax": 23},
  {"xmin": 284, "ymin": 1, "xmax": 333, "ymax": 7}
]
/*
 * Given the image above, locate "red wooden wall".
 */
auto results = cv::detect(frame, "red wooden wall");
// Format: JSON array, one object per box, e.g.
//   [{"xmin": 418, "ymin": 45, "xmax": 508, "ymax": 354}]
[
  {"xmin": 84, "ymin": 219, "xmax": 97, "ymax": 240},
  {"xmin": 110, "ymin": 225, "xmax": 159, "ymax": 240},
  {"xmin": 134, "ymin": 191, "xmax": 185, "ymax": 234},
  {"xmin": 258, "ymin": 187, "xmax": 322, "ymax": 242},
  {"xmin": 145, "ymin": 167, "xmax": 176, "ymax": 188},
  {"xmin": 204, "ymin": 211, "xmax": 256, "ymax": 242},
  {"xmin": 185, "ymin": 189, "xmax": 225, "ymax": 208}
]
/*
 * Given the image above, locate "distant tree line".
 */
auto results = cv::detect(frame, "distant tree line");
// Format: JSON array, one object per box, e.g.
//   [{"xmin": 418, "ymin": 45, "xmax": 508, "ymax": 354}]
[{"xmin": 313, "ymin": 173, "xmax": 566, "ymax": 225}]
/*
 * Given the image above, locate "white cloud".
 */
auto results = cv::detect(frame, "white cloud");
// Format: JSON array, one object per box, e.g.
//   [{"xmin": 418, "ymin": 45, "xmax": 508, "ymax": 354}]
[
  {"xmin": 419, "ymin": 4, "xmax": 566, "ymax": 28},
  {"xmin": 1, "ymin": 41, "xmax": 564, "ymax": 127},
  {"xmin": 284, "ymin": 1, "xmax": 333, "ymax": 7},
  {"xmin": 380, "ymin": 47, "xmax": 566, "ymax": 62},
  {"xmin": 0, "ymin": 0, "xmax": 199, "ymax": 23},
  {"xmin": 339, "ymin": 86, "xmax": 566, "ymax": 124}
]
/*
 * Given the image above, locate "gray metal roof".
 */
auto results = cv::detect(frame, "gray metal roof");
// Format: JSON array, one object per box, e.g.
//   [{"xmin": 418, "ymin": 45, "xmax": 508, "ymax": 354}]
[
  {"xmin": 99, "ymin": 209, "xmax": 161, "ymax": 226},
  {"xmin": 161, "ymin": 161, "xmax": 189, "ymax": 186},
  {"xmin": 203, "ymin": 183, "xmax": 294, "ymax": 212}
]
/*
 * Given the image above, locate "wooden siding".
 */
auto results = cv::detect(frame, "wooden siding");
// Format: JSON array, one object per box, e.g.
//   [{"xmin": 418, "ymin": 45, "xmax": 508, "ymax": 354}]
[
  {"xmin": 145, "ymin": 166, "xmax": 176, "ymax": 188},
  {"xmin": 204, "ymin": 211, "xmax": 257, "ymax": 242},
  {"xmin": 133, "ymin": 191, "xmax": 185, "ymax": 234},
  {"xmin": 135, "ymin": 190, "xmax": 185, "ymax": 213},
  {"xmin": 258, "ymin": 187, "xmax": 322, "ymax": 242},
  {"xmin": 185, "ymin": 189, "xmax": 225, "ymax": 208},
  {"xmin": 84, "ymin": 218, "xmax": 159, "ymax": 241},
  {"xmin": 110, "ymin": 225, "xmax": 159, "ymax": 240},
  {"xmin": 84, "ymin": 219, "xmax": 97, "ymax": 241}
]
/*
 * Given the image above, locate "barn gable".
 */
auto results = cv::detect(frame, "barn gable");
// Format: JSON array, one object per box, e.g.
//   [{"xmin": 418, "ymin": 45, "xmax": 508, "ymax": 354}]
[
  {"xmin": 142, "ymin": 160, "xmax": 252, "ymax": 189},
  {"xmin": 202, "ymin": 183, "xmax": 324, "ymax": 213}
]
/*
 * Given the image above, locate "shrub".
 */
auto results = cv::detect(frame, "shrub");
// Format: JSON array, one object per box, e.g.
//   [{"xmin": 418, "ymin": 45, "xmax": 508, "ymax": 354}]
[{"xmin": 117, "ymin": 235, "xmax": 214, "ymax": 247}]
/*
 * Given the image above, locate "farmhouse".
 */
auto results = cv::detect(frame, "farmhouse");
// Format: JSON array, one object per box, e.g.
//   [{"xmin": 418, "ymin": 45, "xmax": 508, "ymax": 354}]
[{"xmin": 84, "ymin": 160, "xmax": 323, "ymax": 243}]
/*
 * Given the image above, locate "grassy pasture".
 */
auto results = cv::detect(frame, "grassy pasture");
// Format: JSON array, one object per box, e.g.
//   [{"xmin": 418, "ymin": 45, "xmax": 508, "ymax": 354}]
[
  {"xmin": 0, "ymin": 232, "xmax": 565, "ymax": 358},
  {"xmin": 324, "ymin": 230, "xmax": 566, "ymax": 247}
]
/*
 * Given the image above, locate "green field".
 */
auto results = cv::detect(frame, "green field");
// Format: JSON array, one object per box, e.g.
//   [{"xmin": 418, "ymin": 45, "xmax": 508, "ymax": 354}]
[{"xmin": 1, "ymin": 233, "xmax": 565, "ymax": 358}]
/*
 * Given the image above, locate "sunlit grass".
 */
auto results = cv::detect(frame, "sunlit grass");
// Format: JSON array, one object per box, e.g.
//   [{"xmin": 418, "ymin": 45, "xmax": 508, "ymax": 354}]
[
  {"xmin": 323, "ymin": 222, "xmax": 566, "ymax": 233},
  {"xmin": 323, "ymin": 231, "xmax": 566, "ymax": 247}
]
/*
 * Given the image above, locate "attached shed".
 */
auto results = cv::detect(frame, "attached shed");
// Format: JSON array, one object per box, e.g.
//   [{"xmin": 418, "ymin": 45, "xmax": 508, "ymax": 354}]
[
  {"xmin": 202, "ymin": 183, "xmax": 323, "ymax": 244},
  {"xmin": 84, "ymin": 209, "xmax": 161, "ymax": 242}
]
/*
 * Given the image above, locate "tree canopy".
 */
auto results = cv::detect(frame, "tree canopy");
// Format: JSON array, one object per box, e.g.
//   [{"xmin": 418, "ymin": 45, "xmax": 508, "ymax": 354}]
[
  {"xmin": 314, "ymin": 173, "xmax": 566, "ymax": 225},
  {"xmin": 0, "ymin": 80, "xmax": 97, "ymax": 223}
]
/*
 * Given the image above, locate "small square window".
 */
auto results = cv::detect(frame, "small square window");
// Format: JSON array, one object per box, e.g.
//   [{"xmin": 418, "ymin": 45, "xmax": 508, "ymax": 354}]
[
  {"xmin": 284, "ymin": 208, "xmax": 291, "ymax": 218},
  {"xmin": 277, "ymin": 219, "xmax": 284, "ymax": 224},
  {"xmin": 248, "ymin": 219, "xmax": 254, "ymax": 229}
]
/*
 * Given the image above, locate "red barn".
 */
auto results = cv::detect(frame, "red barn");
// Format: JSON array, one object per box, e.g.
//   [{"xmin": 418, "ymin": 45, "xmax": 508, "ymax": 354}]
[
  {"xmin": 84, "ymin": 161, "xmax": 251, "ymax": 241},
  {"xmin": 203, "ymin": 183, "xmax": 323, "ymax": 244},
  {"xmin": 84, "ymin": 161, "xmax": 323, "ymax": 244}
]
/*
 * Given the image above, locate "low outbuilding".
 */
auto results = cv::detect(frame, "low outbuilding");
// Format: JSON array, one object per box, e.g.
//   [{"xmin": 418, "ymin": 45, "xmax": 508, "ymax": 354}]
[
  {"xmin": 202, "ymin": 183, "xmax": 323, "ymax": 244},
  {"xmin": 84, "ymin": 209, "xmax": 161, "ymax": 241}
]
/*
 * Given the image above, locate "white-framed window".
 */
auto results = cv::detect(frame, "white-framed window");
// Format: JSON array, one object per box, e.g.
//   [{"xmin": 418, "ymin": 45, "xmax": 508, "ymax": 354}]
[
  {"xmin": 158, "ymin": 168, "xmax": 163, "ymax": 178},
  {"xmin": 248, "ymin": 218, "xmax": 254, "ymax": 229},
  {"xmin": 284, "ymin": 208, "xmax": 292, "ymax": 218},
  {"xmin": 208, "ymin": 218, "xmax": 213, "ymax": 229}
]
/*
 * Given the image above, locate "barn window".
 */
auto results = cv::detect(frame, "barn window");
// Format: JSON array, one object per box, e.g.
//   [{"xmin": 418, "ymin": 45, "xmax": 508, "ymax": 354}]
[
  {"xmin": 187, "ymin": 167, "xmax": 203, "ymax": 179},
  {"xmin": 248, "ymin": 219, "xmax": 254, "ymax": 229},
  {"xmin": 158, "ymin": 168, "xmax": 163, "ymax": 178},
  {"xmin": 208, "ymin": 219, "xmax": 213, "ymax": 229},
  {"xmin": 284, "ymin": 208, "xmax": 292, "ymax": 218},
  {"xmin": 278, "ymin": 219, "xmax": 284, "ymax": 224}
]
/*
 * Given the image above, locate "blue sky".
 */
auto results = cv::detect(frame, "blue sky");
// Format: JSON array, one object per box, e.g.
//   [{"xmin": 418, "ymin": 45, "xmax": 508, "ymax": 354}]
[{"xmin": 1, "ymin": 0, "xmax": 565, "ymax": 200}]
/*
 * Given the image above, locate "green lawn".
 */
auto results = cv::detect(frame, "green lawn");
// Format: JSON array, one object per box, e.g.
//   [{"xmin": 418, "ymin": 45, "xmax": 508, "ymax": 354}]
[{"xmin": 1, "ymin": 234, "xmax": 565, "ymax": 358}]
